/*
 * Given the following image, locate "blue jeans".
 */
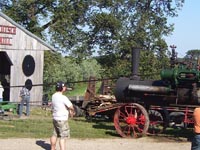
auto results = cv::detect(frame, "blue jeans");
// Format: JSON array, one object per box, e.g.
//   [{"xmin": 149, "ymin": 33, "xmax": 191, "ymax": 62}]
[
  {"xmin": 191, "ymin": 134, "xmax": 200, "ymax": 150},
  {"xmin": 19, "ymin": 96, "xmax": 30, "ymax": 117}
]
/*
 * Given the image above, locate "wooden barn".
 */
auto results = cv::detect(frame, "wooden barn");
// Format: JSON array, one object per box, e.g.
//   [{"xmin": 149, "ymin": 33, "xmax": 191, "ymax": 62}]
[{"xmin": 0, "ymin": 12, "xmax": 56, "ymax": 105}]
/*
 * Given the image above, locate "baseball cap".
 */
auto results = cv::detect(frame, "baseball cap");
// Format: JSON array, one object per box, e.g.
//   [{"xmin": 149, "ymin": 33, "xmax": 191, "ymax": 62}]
[
  {"xmin": 55, "ymin": 81, "xmax": 67, "ymax": 91},
  {"xmin": 56, "ymin": 81, "xmax": 66, "ymax": 88}
]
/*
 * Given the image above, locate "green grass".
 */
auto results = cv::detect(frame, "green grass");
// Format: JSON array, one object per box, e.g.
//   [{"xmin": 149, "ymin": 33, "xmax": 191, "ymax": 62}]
[
  {"xmin": 66, "ymin": 81, "xmax": 102, "ymax": 97},
  {"xmin": 67, "ymin": 83, "xmax": 87, "ymax": 96},
  {"xmin": 163, "ymin": 127, "xmax": 193, "ymax": 141},
  {"xmin": 0, "ymin": 107, "xmax": 194, "ymax": 140},
  {"xmin": 70, "ymin": 117, "xmax": 119, "ymax": 138},
  {"xmin": 0, "ymin": 107, "xmax": 118, "ymax": 139}
]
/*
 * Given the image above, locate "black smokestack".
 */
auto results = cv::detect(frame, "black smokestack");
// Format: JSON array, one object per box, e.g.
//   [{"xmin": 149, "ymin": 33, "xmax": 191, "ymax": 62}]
[{"xmin": 131, "ymin": 47, "xmax": 140, "ymax": 80}]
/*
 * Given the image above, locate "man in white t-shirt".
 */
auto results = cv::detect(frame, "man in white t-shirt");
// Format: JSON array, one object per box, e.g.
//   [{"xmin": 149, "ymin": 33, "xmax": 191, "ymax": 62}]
[
  {"xmin": 50, "ymin": 81, "xmax": 75, "ymax": 150},
  {"xmin": 0, "ymin": 82, "xmax": 4, "ymax": 102}
]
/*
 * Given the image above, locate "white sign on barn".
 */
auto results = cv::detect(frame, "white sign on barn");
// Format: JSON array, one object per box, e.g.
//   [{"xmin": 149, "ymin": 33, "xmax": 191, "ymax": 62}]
[{"xmin": 0, "ymin": 12, "xmax": 57, "ymax": 105}]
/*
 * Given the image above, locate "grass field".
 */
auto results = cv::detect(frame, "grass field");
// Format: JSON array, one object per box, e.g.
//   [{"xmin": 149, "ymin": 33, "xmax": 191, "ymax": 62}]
[
  {"xmin": 0, "ymin": 80, "xmax": 118, "ymax": 139},
  {"xmin": 0, "ymin": 107, "xmax": 118, "ymax": 139},
  {"xmin": 0, "ymin": 106, "xmax": 194, "ymax": 140},
  {"xmin": 66, "ymin": 81, "xmax": 102, "ymax": 97}
]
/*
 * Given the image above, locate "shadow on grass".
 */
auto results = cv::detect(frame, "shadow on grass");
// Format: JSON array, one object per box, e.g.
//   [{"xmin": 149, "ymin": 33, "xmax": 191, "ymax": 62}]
[
  {"xmin": 73, "ymin": 116, "xmax": 120, "ymax": 137},
  {"xmin": 36, "ymin": 140, "xmax": 51, "ymax": 150},
  {"xmin": 162, "ymin": 127, "xmax": 194, "ymax": 141},
  {"xmin": 73, "ymin": 117, "xmax": 194, "ymax": 140},
  {"xmin": 147, "ymin": 127, "xmax": 194, "ymax": 143},
  {"xmin": 92, "ymin": 122, "xmax": 120, "ymax": 137}
]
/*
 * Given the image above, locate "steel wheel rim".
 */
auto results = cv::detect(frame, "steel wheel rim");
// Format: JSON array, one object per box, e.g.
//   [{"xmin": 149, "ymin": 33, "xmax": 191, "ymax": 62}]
[{"xmin": 114, "ymin": 103, "xmax": 149, "ymax": 138}]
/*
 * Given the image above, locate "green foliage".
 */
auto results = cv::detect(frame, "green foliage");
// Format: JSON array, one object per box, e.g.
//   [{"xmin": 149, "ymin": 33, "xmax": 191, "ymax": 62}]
[
  {"xmin": 1, "ymin": 0, "xmax": 184, "ymax": 57},
  {"xmin": 139, "ymin": 48, "xmax": 170, "ymax": 80},
  {"xmin": 43, "ymin": 51, "xmax": 81, "ymax": 96},
  {"xmin": 43, "ymin": 51, "xmax": 103, "ymax": 96},
  {"xmin": 66, "ymin": 83, "xmax": 87, "ymax": 97},
  {"xmin": 80, "ymin": 59, "xmax": 103, "ymax": 80},
  {"xmin": 90, "ymin": 12, "xmax": 122, "ymax": 55},
  {"xmin": 183, "ymin": 49, "xmax": 200, "ymax": 69},
  {"xmin": 140, "ymin": 51, "xmax": 160, "ymax": 80},
  {"xmin": 185, "ymin": 49, "xmax": 200, "ymax": 60},
  {"xmin": 1, "ymin": 0, "xmax": 183, "ymax": 86}
]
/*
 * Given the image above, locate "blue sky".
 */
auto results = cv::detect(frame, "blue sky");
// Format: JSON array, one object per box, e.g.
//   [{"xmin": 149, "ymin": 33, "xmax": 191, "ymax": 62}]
[{"xmin": 165, "ymin": 0, "xmax": 200, "ymax": 58}]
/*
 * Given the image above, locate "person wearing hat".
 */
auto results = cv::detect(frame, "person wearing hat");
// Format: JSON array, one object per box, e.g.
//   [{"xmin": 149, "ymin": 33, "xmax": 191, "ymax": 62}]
[{"xmin": 50, "ymin": 81, "xmax": 75, "ymax": 150}]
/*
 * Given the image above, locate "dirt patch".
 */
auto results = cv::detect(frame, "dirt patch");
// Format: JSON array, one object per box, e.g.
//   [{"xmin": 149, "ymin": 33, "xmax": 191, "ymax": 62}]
[{"xmin": 0, "ymin": 137, "xmax": 191, "ymax": 150}]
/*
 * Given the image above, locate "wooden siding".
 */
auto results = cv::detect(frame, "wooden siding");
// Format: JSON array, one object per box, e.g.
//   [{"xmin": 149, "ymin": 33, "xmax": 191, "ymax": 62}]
[
  {"xmin": 8, "ymin": 50, "xmax": 44, "ymax": 104},
  {"xmin": 0, "ymin": 17, "xmax": 49, "ymax": 50},
  {"xmin": 0, "ymin": 14, "xmax": 53, "ymax": 105}
]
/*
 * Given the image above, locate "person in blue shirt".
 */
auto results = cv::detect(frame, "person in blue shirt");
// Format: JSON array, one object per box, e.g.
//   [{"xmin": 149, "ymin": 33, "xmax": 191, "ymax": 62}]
[{"xmin": 19, "ymin": 86, "xmax": 30, "ymax": 117}]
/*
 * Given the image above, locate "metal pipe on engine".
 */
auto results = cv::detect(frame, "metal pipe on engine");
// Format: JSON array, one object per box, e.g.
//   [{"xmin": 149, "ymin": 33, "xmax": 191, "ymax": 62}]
[
  {"xmin": 131, "ymin": 48, "xmax": 141, "ymax": 80},
  {"xmin": 128, "ymin": 84, "xmax": 172, "ymax": 93}
]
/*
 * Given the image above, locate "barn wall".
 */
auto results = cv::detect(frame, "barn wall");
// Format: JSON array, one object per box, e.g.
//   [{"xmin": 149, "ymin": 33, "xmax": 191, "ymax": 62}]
[
  {"xmin": 0, "ymin": 17, "xmax": 48, "ymax": 50},
  {"xmin": 8, "ymin": 50, "xmax": 44, "ymax": 104},
  {"xmin": 0, "ymin": 15, "xmax": 50, "ymax": 105}
]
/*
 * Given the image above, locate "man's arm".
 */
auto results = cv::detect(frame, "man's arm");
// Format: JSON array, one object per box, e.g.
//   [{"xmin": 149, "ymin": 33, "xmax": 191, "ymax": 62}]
[{"xmin": 68, "ymin": 105, "xmax": 75, "ymax": 118}]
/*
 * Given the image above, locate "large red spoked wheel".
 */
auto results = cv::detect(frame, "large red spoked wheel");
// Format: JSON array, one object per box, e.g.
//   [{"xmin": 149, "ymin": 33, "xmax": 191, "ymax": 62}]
[{"xmin": 114, "ymin": 103, "xmax": 149, "ymax": 138}]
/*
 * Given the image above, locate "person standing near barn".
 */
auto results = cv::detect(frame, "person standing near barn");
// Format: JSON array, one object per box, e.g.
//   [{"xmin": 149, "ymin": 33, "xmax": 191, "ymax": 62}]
[
  {"xmin": 50, "ymin": 81, "xmax": 75, "ymax": 150},
  {"xmin": 19, "ymin": 85, "xmax": 30, "ymax": 117},
  {"xmin": 191, "ymin": 107, "xmax": 200, "ymax": 150}
]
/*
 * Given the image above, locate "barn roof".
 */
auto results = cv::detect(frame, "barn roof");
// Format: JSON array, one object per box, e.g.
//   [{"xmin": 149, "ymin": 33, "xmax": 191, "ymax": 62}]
[{"xmin": 0, "ymin": 11, "xmax": 57, "ymax": 52}]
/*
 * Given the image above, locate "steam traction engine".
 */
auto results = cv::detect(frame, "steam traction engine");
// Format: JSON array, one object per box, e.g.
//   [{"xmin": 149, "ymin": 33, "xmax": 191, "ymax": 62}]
[
  {"xmin": 84, "ymin": 46, "xmax": 198, "ymax": 138},
  {"xmin": 113, "ymin": 45, "xmax": 199, "ymax": 137}
]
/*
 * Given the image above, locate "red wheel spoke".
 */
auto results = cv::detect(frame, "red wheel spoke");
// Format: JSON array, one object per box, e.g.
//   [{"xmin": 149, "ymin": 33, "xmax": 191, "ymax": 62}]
[
  {"xmin": 135, "ymin": 124, "xmax": 144, "ymax": 133},
  {"xmin": 125, "ymin": 106, "xmax": 135, "ymax": 116},
  {"xmin": 114, "ymin": 103, "xmax": 149, "ymax": 138},
  {"xmin": 122, "ymin": 125, "xmax": 133, "ymax": 137},
  {"xmin": 130, "ymin": 106, "xmax": 133, "ymax": 114},
  {"xmin": 119, "ymin": 110, "xmax": 127, "ymax": 119},
  {"xmin": 121, "ymin": 125, "xmax": 129, "ymax": 133},
  {"xmin": 125, "ymin": 106, "xmax": 129, "ymax": 116},
  {"xmin": 126, "ymin": 125, "xmax": 131, "ymax": 136}
]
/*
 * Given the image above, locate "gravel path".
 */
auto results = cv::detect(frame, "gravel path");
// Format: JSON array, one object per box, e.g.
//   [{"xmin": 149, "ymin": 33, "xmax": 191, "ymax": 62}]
[{"xmin": 0, "ymin": 137, "xmax": 191, "ymax": 150}]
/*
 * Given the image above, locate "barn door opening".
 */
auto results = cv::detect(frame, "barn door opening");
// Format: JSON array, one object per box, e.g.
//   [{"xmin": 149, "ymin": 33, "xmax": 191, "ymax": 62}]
[{"xmin": 0, "ymin": 51, "xmax": 13, "ymax": 101}]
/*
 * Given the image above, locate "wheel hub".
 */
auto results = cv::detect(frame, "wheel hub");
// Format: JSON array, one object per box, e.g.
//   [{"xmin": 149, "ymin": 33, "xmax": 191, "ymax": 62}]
[{"xmin": 126, "ymin": 116, "xmax": 136, "ymax": 125}]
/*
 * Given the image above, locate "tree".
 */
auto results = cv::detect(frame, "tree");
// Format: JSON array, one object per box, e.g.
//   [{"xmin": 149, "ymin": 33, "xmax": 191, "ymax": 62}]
[
  {"xmin": 185, "ymin": 49, "xmax": 200, "ymax": 60},
  {"xmin": 91, "ymin": 0, "xmax": 183, "ymax": 79},
  {"xmin": 184, "ymin": 49, "xmax": 200, "ymax": 68},
  {"xmin": 43, "ymin": 51, "xmax": 103, "ymax": 96},
  {"xmin": 1, "ymin": 0, "xmax": 184, "ymax": 56},
  {"xmin": 43, "ymin": 51, "xmax": 81, "ymax": 96},
  {"xmin": 1, "ymin": 0, "xmax": 91, "ymax": 56},
  {"xmin": 1, "ymin": 0, "xmax": 184, "ymax": 79},
  {"xmin": 79, "ymin": 59, "xmax": 103, "ymax": 80}
]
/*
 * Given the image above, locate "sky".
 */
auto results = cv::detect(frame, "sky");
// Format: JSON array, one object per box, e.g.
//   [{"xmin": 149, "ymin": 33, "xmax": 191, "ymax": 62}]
[{"xmin": 165, "ymin": 0, "xmax": 200, "ymax": 58}]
